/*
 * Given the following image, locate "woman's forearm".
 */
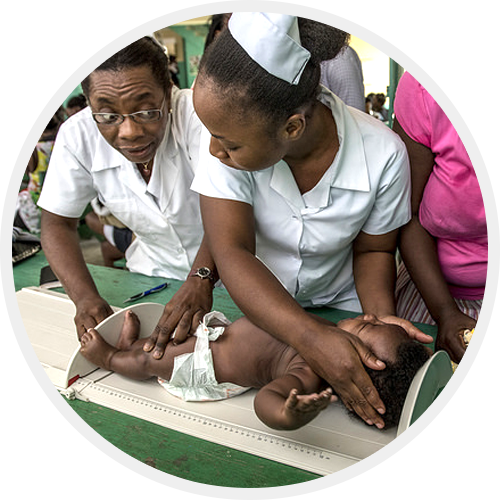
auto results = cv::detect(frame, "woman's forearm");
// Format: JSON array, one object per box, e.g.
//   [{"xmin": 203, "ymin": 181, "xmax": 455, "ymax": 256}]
[
  {"xmin": 353, "ymin": 229, "xmax": 399, "ymax": 318},
  {"xmin": 187, "ymin": 234, "xmax": 219, "ymax": 284},
  {"xmin": 40, "ymin": 209, "xmax": 101, "ymax": 304},
  {"xmin": 353, "ymin": 250, "xmax": 397, "ymax": 317},
  {"xmin": 391, "ymin": 119, "xmax": 457, "ymax": 322},
  {"xmin": 399, "ymin": 217, "xmax": 458, "ymax": 322}
]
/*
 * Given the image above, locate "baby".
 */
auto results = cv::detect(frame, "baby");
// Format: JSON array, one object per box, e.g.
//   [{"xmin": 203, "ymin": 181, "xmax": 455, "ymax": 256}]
[{"xmin": 80, "ymin": 311, "xmax": 430, "ymax": 430}]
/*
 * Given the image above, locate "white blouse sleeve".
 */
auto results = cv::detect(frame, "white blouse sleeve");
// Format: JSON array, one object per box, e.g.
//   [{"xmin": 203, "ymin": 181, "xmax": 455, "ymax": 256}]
[
  {"xmin": 37, "ymin": 117, "xmax": 97, "ymax": 218},
  {"xmin": 361, "ymin": 139, "xmax": 412, "ymax": 235}
]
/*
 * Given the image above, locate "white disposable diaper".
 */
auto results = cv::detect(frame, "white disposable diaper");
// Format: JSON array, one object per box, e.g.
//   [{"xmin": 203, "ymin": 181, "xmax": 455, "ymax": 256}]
[{"xmin": 158, "ymin": 311, "xmax": 251, "ymax": 401}]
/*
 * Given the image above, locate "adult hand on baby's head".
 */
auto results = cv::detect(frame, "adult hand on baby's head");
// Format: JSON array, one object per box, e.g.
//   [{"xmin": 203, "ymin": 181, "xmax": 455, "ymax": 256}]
[
  {"xmin": 379, "ymin": 314, "xmax": 434, "ymax": 345},
  {"xmin": 300, "ymin": 325, "xmax": 387, "ymax": 429},
  {"xmin": 339, "ymin": 313, "xmax": 434, "ymax": 346},
  {"xmin": 337, "ymin": 314, "xmax": 393, "ymax": 336}
]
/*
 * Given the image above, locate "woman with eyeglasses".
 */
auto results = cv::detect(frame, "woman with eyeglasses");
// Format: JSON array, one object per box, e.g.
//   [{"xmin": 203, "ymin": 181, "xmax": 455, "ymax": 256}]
[{"xmin": 38, "ymin": 37, "xmax": 216, "ymax": 351}]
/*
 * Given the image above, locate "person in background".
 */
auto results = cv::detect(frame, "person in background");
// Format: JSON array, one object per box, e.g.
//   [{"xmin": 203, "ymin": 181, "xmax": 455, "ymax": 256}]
[
  {"xmin": 65, "ymin": 94, "xmax": 87, "ymax": 117},
  {"xmin": 168, "ymin": 55, "xmax": 180, "ymax": 87},
  {"xmin": 84, "ymin": 198, "xmax": 131, "ymax": 268},
  {"xmin": 320, "ymin": 45, "xmax": 365, "ymax": 111},
  {"xmin": 393, "ymin": 72, "xmax": 487, "ymax": 364},
  {"xmin": 368, "ymin": 92, "xmax": 388, "ymax": 121},
  {"xmin": 80, "ymin": 309, "xmax": 430, "ymax": 430},
  {"xmin": 185, "ymin": 13, "xmax": 433, "ymax": 429},
  {"xmin": 38, "ymin": 37, "xmax": 217, "ymax": 348},
  {"xmin": 15, "ymin": 108, "xmax": 65, "ymax": 234}
]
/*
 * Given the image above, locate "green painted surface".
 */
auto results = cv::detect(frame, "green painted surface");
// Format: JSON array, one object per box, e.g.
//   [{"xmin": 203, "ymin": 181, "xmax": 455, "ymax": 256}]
[{"xmin": 66, "ymin": 398, "xmax": 318, "ymax": 487}]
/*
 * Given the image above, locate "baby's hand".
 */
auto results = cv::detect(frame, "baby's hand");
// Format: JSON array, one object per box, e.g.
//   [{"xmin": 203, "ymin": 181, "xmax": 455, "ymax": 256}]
[
  {"xmin": 285, "ymin": 387, "xmax": 337, "ymax": 412},
  {"xmin": 280, "ymin": 388, "xmax": 337, "ymax": 429}
]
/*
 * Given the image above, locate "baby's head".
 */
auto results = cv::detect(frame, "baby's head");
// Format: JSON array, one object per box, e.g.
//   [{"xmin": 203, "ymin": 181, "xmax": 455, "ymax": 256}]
[{"xmin": 337, "ymin": 315, "xmax": 431, "ymax": 428}]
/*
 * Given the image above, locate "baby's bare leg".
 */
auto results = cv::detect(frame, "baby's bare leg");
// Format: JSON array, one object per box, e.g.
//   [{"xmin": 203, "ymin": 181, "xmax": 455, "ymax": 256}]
[
  {"xmin": 116, "ymin": 310, "xmax": 141, "ymax": 350},
  {"xmin": 80, "ymin": 328, "xmax": 155, "ymax": 380},
  {"xmin": 80, "ymin": 311, "xmax": 154, "ymax": 379},
  {"xmin": 80, "ymin": 310, "xmax": 141, "ymax": 368},
  {"xmin": 80, "ymin": 310, "xmax": 199, "ymax": 381}
]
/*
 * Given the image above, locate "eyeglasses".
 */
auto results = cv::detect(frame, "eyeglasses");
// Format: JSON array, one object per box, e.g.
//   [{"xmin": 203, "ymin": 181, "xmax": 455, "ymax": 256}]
[{"xmin": 91, "ymin": 95, "xmax": 166, "ymax": 125}]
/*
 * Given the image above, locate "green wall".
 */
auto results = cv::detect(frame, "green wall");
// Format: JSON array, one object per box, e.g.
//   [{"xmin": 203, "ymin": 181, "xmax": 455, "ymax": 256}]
[{"xmin": 169, "ymin": 24, "xmax": 209, "ymax": 88}]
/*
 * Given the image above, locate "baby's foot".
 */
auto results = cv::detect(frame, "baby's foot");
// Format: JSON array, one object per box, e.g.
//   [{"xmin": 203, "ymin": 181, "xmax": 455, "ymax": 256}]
[
  {"xmin": 80, "ymin": 329, "xmax": 117, "ymax": 370},
  {"xmin": 282, "ymin": 388, "xmax": 337, "ymax": 427},
  {"xmin": 116, "ymin": 310, "xmax": 141, "ymax": 350}
]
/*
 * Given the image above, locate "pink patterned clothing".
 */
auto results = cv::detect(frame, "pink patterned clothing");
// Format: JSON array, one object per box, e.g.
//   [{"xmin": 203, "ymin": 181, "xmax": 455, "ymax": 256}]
[{"xmin": 394, "ymin": 72, "xmax": 487, "ymax": 300}]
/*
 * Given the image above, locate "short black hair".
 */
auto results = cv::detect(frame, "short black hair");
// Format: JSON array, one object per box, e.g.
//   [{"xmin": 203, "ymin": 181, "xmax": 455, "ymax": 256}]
[
  {"xmin": 81, "ymin": 37, "xmax": 172, "ymax": 97},
  {"xmin": 363, "ymin": 341, "xmax": 431, "ymax": 428},
  {"xmin": 197, "ymin": 17, "xmax": 349, "ymax": 127}
]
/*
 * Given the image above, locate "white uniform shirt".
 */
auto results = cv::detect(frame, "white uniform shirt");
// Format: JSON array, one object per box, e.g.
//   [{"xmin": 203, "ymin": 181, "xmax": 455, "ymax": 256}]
[
  {"xmin": 38, "ymin": 87, "xmax": 203, "ymax": 280},
  {"xmin": 191, "ymin": 88, "xmax": 411, "ymax": 312}
]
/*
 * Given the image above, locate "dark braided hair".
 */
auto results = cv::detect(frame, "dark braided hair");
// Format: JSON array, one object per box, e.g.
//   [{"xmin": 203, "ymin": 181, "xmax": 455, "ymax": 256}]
[
  {"xmin": 197, "ymin": 17, "xmax": 349, "ymax": 127},
  {"xmin": 81, "ymin": 37, "xmax": 172, "ymax": 97}
]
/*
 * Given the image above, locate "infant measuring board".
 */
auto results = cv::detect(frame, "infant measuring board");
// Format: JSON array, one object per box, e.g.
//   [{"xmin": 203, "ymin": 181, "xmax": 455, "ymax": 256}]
[{"xmin": 16, "ymin": 286, "xmax": 452, "ymax": 476}]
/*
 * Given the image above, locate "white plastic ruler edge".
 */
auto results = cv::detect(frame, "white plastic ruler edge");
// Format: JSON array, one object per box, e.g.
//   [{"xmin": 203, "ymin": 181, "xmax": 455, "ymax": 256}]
[{"xmin": 67, "ymin": 374, "xmax": 358, "ymax": 475}]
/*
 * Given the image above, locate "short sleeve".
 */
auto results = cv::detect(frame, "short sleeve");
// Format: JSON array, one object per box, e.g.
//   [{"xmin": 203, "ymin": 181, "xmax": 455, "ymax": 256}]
[
  {"xmin": 362, "ymin": 139, "xmax": 412, "ymax": 235},
  {"xmin": 37, "ymin": 120, "xmax": 97, "ymax": 218},
  {"xmin": 394, "ymin": 72, "xmax": 432, "ymax": 148}
]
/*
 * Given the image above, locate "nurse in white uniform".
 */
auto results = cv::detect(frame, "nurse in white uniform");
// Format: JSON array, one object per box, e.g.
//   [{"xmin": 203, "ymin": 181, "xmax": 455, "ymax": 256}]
[
  {"xmin": 190, "ymin": 13, "xmax": 433, "ymax": 429},
  {"xmin": 38, "ymin": 37, "xmax": 216, "ymax": 350}
]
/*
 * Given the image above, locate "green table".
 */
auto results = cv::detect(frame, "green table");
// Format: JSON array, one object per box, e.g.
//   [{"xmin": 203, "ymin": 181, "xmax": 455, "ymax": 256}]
[{"xmin": 13, "ymin": 252, "xmax": 437, "ymax": 487}]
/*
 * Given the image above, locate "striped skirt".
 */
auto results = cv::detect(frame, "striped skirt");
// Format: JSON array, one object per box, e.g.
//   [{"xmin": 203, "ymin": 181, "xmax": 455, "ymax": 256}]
[{"xmin": 395, "ymin": 262, "xmax": 482, "ymax": 325}]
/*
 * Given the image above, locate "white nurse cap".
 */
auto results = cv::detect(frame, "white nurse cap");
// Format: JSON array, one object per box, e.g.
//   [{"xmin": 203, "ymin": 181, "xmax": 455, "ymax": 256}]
[{"xmin": 228, "ymin": 12, "xmax": 311, "ymax": 85}]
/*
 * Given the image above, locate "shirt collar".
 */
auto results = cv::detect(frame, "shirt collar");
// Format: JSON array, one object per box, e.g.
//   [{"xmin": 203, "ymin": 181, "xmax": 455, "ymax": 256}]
[
  {"xmin": 317, "ymin": 86, "xmax": 370, "ymax": 192},
  {"xmin": 146, "ymin": 121, "xmax": 180, "ymax": 212},
  {"xmin": 269, "ymin": 87, "xmax": 370, "ymax": 210}
]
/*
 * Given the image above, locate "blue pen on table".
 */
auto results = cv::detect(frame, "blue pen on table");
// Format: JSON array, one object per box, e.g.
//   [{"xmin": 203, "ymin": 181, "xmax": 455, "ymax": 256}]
[{"xmin": 123, "ymin": 282, "xmax": 169, "ymax": 303}]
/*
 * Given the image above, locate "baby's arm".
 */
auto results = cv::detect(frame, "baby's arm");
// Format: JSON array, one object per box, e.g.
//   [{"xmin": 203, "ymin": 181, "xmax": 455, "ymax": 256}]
[{"xmin": 254, "ymin": 366, "xmax": 336, "ymax": 430}]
